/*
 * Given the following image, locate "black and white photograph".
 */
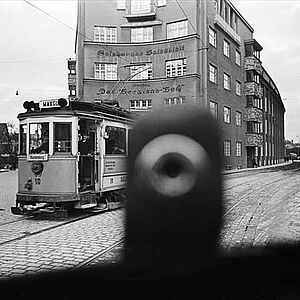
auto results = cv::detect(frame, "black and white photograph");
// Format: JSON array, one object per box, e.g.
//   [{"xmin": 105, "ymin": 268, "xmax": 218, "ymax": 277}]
[{"xmin": 1, "ymin": 0, "xmax": 300, "ymax": 298}]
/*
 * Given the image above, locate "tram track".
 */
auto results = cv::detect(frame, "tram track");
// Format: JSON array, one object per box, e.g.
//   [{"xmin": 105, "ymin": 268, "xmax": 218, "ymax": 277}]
[
  {"xmin": 0, "ymin": 209, "xmax": 113, "ymax": 246},
  {"xmin": 0, "ymin": 216, "xmax": 33, "ymax": 227},
  {"xmin": 222, "ymin": 167, "xmax": 300, "ymax": 218},
  {"xmin": 221, "ymin": 169, "xmax": 300, "ymax": 248},
  {"xmin": 75, "ymin": 239, "xmax": 125, "ymax": 269}
]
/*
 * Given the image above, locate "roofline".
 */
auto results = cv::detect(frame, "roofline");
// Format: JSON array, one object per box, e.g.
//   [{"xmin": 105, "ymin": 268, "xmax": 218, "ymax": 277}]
[
  {"xmin": 227, "ymin": 0, "xmax": 254, "ymax": 33},
  {"xmin": 261, "ymin": 66, "xmax": 285, "ymax": 112}
]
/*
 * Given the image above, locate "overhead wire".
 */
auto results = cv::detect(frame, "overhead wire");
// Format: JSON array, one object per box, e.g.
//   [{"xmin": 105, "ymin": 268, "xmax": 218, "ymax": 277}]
[
  {"xmin": 174, "ymin": 0, "xmax": 207, "ymax": 48},
  {"xmin": 21, "ymin": 0, "xmax": 134, "ymax": 67},
  {"xmin": 18, "ymin": 0, "xmax": 211, "ymax": 103}
]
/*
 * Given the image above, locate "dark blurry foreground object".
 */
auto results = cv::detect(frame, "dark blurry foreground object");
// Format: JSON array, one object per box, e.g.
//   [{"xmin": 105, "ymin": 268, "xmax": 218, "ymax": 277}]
[
  {"xmin": 2, "ymin": 105, "xmax": 300, "ymax": 299},
  {"xmin": 126, "ymin": 104, "xmax": 223, "ymax": 263}
]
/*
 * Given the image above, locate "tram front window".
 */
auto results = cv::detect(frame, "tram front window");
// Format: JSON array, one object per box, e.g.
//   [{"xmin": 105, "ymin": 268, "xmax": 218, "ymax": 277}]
[
  {"xmin": 19, "ymin": 124, "xmax": 27, "ymax": 155},
  {"xmin": 29, "ymin": 123, "xmax": 49, "ymax": 154},
  {"xmin": 105, "ymin": 126, "xmax": 126, "ymax": 155},
  {"xmin": 54, "ymin": 123, "xmax": 71, "ymax": 153}
]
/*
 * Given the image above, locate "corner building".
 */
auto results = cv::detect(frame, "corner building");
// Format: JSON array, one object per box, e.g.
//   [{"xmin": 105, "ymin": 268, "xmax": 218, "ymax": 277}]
[{"xmin": 75, "ymin": 0, "xmax": 285, "ymax": 169}]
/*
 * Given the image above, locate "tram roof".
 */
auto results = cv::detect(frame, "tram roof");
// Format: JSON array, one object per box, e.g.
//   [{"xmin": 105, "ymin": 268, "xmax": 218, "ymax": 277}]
[{"xmin": 18, "ymin": 100, "xmax": 136, "ymax": 122}]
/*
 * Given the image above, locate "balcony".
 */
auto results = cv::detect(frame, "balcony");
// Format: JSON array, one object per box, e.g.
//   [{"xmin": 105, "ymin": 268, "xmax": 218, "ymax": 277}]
[
  {"xmin": 245, "ymin": 133, "xmax": 263, "ymax": 147},
  {"xmin": 244, "ymin": 82, "xmax": 263, "ymax": 98},
  {"xmin": 214, "ymin": 13, "xmax": 241, "ymax": 45},
  {"xmin": 244, "ymin": 57, "xmax": 262, "ymax": 74},
  {"xmin": 244, "ymin": 107, "xmax": 263, "ymax": 123},
  {"xmin": 125, "ymin": 3, "xmax": 157, "ymax": 21}
]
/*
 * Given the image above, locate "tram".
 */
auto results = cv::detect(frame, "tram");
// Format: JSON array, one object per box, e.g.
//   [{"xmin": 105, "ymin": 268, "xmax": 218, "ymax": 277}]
[{"xmin": 11, "ymin": 99, "xmax": 135, "ymax": 217}]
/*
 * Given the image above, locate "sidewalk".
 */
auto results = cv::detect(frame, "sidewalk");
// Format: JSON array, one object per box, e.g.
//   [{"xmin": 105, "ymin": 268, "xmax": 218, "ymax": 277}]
[{"xmin": 222, "ymin": 161, "xmax": 295, "ymax": 175}]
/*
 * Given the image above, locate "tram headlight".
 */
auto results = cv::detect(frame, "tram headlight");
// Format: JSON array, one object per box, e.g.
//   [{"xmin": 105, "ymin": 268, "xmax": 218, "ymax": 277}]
[{"xmin": 58, "ymin": 98, "xmax": 68, "ymax": 108}]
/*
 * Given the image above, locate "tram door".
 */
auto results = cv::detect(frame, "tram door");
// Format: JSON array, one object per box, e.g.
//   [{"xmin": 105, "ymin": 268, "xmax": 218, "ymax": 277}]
[{"xmin": 78, "ymin": 120, "xmax": 96, "ymax": 191}]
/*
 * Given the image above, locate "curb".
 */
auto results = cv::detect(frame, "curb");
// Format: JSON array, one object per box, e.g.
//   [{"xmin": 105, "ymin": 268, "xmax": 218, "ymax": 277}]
[{"xmin": 222, "ymin": 161, "xmax": 295, "ymax": 175}]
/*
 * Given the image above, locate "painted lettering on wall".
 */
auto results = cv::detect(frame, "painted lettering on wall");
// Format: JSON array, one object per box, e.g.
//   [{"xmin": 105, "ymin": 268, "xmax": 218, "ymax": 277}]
[
  {"xmin": 97, "ymin": 84, "xmax": 184, "ymax": 96},
  {"xmin": 97, "ymin": 45, "xmax": 185, "ymax": 57}
]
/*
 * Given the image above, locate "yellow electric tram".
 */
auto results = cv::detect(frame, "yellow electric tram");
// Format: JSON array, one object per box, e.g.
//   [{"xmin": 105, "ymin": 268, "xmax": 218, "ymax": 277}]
[{"xmin": 11, "ymin": 99, "xmax": 135, "ymax": 217}]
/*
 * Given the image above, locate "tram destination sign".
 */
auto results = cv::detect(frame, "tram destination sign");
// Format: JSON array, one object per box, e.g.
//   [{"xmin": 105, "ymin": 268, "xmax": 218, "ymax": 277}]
[
  {"xmin": 27, "ymin": 154, "xmax": 48, "ymax": 161},
  {"xmin": 39, "ymin": 99, "xmax": 69, "ymax": 109}
]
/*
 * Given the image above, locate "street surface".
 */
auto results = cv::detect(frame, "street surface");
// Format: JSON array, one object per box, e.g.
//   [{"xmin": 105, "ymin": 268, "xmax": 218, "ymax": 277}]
[{"xmin": 1, "ymin": 163, "xmax": 300, "ymax": 279}]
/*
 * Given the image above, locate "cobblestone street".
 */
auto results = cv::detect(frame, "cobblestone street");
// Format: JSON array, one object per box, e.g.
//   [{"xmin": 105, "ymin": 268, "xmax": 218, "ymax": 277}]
[
  {"xmin": 1, "ymin": 163, "xmax": 300, "ymax": 279},
  {"xmin": 220, "ymin": 162, "xmax": 300, "ymax": 249}
]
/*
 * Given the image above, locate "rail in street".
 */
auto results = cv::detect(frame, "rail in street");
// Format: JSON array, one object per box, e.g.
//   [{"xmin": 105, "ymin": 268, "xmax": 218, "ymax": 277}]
[{"xmin": 1, "ymin": 163, "xmax": 300, "ymax": 279}]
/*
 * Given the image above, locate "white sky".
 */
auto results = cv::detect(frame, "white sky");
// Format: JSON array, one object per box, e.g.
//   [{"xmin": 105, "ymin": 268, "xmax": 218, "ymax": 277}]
[{"xmin": 0, "ymin": 0, "xmax": 299, "ymax": 141}]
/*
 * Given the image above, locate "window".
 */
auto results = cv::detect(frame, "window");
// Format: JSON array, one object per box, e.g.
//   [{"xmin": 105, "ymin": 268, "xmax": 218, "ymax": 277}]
[
  {"xmin": 94, "ymin": 26, "xmax": 117, "ymax": 43},
  {"xmin": 223, "ymin": 73, "xmax": 231, "ymax": 90},
  {"xmin": 223, "ymin": 39, "xmax": 230, "ymax": 57},
  {"xmin": 105, "ymin": 126, "xmax": 126, "ymax": 155},
  {"xmin": 247, "ymin": 122, "xmax": 262, "ymax": 134},
  {"xmin": 164, "ymin": 97, "xmax": 185, "ymax": 106},
  {"xmin": 236, "ymin": 141, "xmax": 242, "ymax": 157},
  {"xmin": 54, "ymin": 123, "xmax": 71, "ymax": 153},
  {"xmin": 167, "ymin": 20, "xmax": 188, "ymax": 39},
  {"xmin": 235, "ymin": 49, "xmax": 241, "ymax": 66},
  {"xmin": 236, "ymin": 80, "xmax": 241, "ymax": 96},
  {"xmin": 166, "ymin": 58, "xmax": 186, "ymax": 77},
  {"xmin": 117, "ymin": 0, "xmax": 126, "ymax": 9},
  {"xmin": 224, "ymin": 106, "xmax": 231, "ymax": 123},
  {"xmin": 158, "ymin": 0, "xmax": 166, "ymax": 6},
  {"xmin": 209, "ymin": 101, "xmax": 218, "ymax": 118},
  {"xmin": 131, "ymin": 0, "xmax": 151, "ymax": 14},
  {"xmin": 94, "ymin": 63, "xmax": 117, "ymax": 80},
  {"xmin": 131, "ymin": 27, "xmax": 153, "ymax": 42},
  {"xmin": 224, "ymin": 140, "xmax": 231, "ymax": 156},
  {"xmin": 20, "ymin": 124, "xmax": 27, "ymax": 155},
  {"xmin": 130, "ymin": 63, "xmax": 153, "ymax": 80},
  {"xmin": 130, "ymin": 100, "xmax": 152, "ymax": 110},
  {"xmin": 209, "ymin": 64, "xmax": 217, "ymax": 83},
  {"xmin": 235, "ymin": 111, "xmax": 242, "ymax": 126},
  {"xmin": 209, "ymin": 27, "xmax": 217, "ymax": 47},
  {"xmin": 29, "ymin": 123, "xmax": 49, "ymax": 154},
  {"xmin": 246, "ymin": 70, "xmax": 253, "ymax": 82}
]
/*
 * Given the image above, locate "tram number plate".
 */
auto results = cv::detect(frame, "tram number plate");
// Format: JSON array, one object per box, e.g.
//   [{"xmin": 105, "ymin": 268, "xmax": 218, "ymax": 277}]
[{"xmin": 103, "ymin": 175, "xmax": 127, "ymax": 189}]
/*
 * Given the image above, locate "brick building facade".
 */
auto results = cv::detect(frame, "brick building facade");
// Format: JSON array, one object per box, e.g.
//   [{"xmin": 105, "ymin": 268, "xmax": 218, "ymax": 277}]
[{"xmin": 73, "ymin": 0, "xmax": 285, "ymax": 169}]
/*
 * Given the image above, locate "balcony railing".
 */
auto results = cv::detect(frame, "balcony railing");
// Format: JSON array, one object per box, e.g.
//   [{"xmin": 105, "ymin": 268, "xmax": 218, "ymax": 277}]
[
  {"xmin": 125, "ymin": 3, "xmax": 157, "ymax": 20},
  {"xmin": 244, "ymin": 57, "xmax": 262, "ymax": 74},
  {"xmin": 245, "ymin": 133, "xmax": 264, "ymax": 147},
  {"xmin": 244, "ymin": 82, "xmax": 263, "ymax": 98},
  {"xmin": 244, "ymin": 107, "xmax": 263, "ymax": 123}
]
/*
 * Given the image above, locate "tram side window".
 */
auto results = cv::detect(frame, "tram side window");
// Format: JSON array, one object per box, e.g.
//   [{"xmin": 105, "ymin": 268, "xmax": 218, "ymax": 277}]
[
  {"xmin": 54, "ymin": 123, "xmax": 72, "ymax": 153},
  {"xmin": 20, "ymin": 124, "xmax": 27, "ymax": 155},
  {"xmin": 29, "ymin": 123, "xmax": 49, "ymax": 154},
  {"xmin": 105, "ymin": 126, "xmax": 126, "ymax": 155}
]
